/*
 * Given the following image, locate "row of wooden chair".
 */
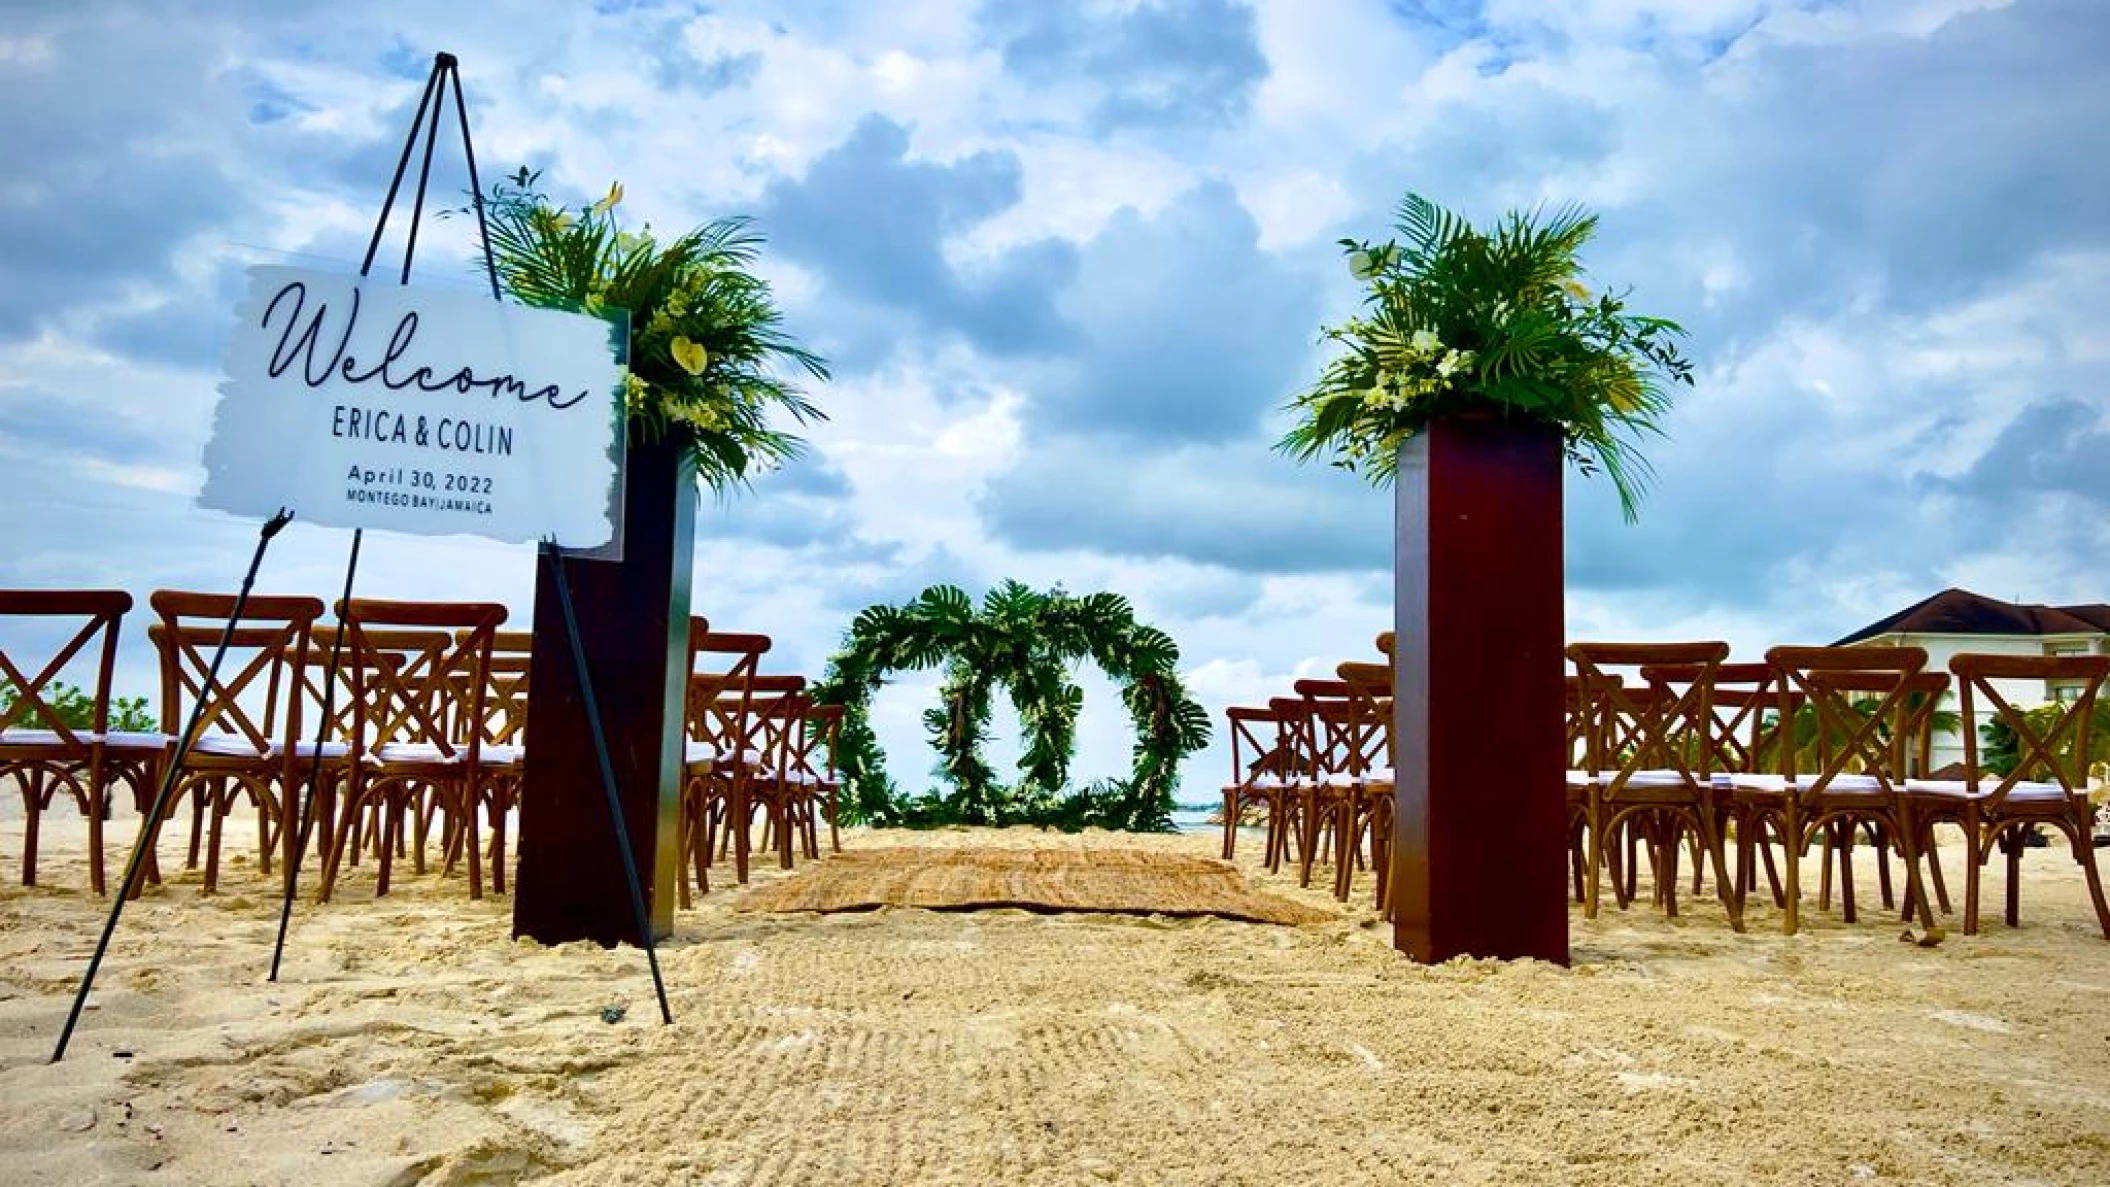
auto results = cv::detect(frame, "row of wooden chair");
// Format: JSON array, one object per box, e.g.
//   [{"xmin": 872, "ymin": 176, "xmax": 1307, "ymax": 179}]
[
  {"xmin": 1218, "ymin": 629, "xmax": 2109, "ymax": 940},
  {"xmin": 0, "ymin": 590, "xmax": 844, "ymax": 903},
  {"xmin": 1567, "ymin": 643, "xmax": 2110, "ymax": 938},
  {"xmin": 1219, "ymin": 632, "xmax": 1397, "ymax": 914}
]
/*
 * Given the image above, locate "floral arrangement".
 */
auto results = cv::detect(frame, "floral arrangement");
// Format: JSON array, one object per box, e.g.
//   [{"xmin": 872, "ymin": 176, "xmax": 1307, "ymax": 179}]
[
  {"xmin": 1276, "ymin": 193, "xmax": 1695, "ymax": 520},
  {"xmin": 478, "ymin": 169, "xmax": 829, "ymax": 490}
]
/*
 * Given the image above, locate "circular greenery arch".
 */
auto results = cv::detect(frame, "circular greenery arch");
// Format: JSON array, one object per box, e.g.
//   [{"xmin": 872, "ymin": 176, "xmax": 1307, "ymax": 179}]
[{"xmin": 810, "ymin": 582, "xmax": 1211, "ymax": 831}]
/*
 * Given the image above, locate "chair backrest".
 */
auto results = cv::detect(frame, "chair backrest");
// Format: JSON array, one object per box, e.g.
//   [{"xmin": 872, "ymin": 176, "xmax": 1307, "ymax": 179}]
[
  {"xmin": 292, "ymin": 625, "xmax": 451, "ymax": 747},
  {"xmin": 149, "ymin": 591, "xmax": 324, "ymax": 757},
  {"xmin": 1954, "ymin": 652, "xmax": 2110, "ymax": 807},
  {"xmin": 336, "ymin": 599, "xmax": 506, "ymax": 762},
  {"xmin": 1335, "ymin": 661, "xmax": 1396, "ymax": 774},
  {"xmin": 1223, "ymin": 705, "xmax": 1282, "ymax": 785},
  {"xmin": 465, "ymin": 630, "xmax": 532, "ymax": 748},
  {"xmin": 1640, "ymin": 660, "xmax": 1792, "ymax": 776},
  {"xmin": 687, "ymin": 624, "xmax": 769, "ymax": 757},
  {"xmin": 1764, "ymin": 645, "xmax": 1930, "ymax": 793},
  {"xmin": 1567, "ymin": 641, "xmax": 1730, "ymax": 794},
  {"xmin": 0, "ymin": 589, "xmax": 133, "ymax": 754},
  {"xmin": 800, "ymin": 702, "xmax": 844, "ymax": 779},
  {"xmin": 1268, "ymin": 695, "xmax": 1318, "ymax": 784}
]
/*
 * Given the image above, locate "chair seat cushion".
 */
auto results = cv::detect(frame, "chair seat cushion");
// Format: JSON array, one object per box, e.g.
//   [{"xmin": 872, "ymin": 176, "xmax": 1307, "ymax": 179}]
[
  {"xmin": 479, "ymin": 743, "xmax": 524, "ymax": 766},
  {"xmin": 1904, "ymin": 778, "xmax": 2071, "ymax": 802},
  {"xmin": 684, "ymin": 741, "xmax": 719, "ymax": 766},
  {"xmin": 291, "ymin": 740, "xmax": 352, "ymax": 760},
  {"xmin": 1727, "ymin": 773, "xmax": 1887, "ymax": 795},
  {"xmin": 0, "ymin": 727, "xmax": 78, "ymax": 749},
  {"xmin": 1604, "ymin": 769, "xmax": 1691, "ymax": 788},
  {"xmin": 102, "ymin": 730, "xmax": 173, "ymax": 751},
  {"xmin": 1565, "ymin": 769, "xmax": 1596, "ymax": 787},
  {"xmin": 191, "ymin": 734, "xmax": 272, "ymax": 759},
  {"xmin": 373, "ymin": 742, "xmax": 462, "ymax": 764}
]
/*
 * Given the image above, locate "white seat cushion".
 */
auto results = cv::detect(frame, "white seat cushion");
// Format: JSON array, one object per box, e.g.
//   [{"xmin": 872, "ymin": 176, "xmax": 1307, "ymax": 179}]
[
  {"xmin": 373, "ymin": 742, "xmax": 461, "ymax": 764},
  {"xmin": 1566, "ymin": 769, "xmax": 1596, "ymax": 787},
  {"xmin": 0, "ymin": 728, "xmax": 76, "ymax": 748},
  {"xmin": 1905, "ymin": 778, "xmax": 2070, "ymax": 802},
  {"xmin": 1318, "ymin": 774, "xmax": 1360, "ymax": 789},
  {"xmin": 479, "ymin": 743, "xmax": 524, "ymax": 766},
  {"xmin": 1250, "ymin": 775, "xmax": 1286, "ymax": 790},
  {"xmin": 291, "ymin": 740, "xmax": 352, "ymax": 760},
  {"xmin": 1727, "ymin": 774, "xmax": 1789, "ymax": 794},
  {"xmin": 1605, "ymin": 769, "xmax": 1691, "ymax": 788},
  {"xmin": 685, "ymin": 741, "xmax": 718, "ymax": 766},
  {"xmin": 190, "ymin": 734, "xmax": 272, "ymax": 758},
  {"xmin": 102, "ymin": 730, "xmax": 172, "ymax": 750}
]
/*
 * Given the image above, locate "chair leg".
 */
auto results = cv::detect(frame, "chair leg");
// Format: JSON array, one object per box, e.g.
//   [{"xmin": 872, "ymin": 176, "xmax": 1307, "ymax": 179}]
[
  {"xmin": 2074, "ymin": 821, "xmax": 2110, "ymax": 941},
  {"xmin": 2004, "ymin": 827, "xmax": 2024, "ymax": 928},
  {"xmin": 1221, "ymin": 790, "xmax": 1238, "ymax": 860}
]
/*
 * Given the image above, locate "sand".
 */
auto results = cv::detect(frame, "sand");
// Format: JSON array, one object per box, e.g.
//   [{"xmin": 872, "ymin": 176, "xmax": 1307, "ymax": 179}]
[{"xmin": 2, "ymin": 803, "xmax": 2108, "ymax": 1186}]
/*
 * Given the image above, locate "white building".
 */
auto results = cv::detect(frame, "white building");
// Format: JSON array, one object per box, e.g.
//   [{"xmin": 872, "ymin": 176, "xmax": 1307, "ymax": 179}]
[{"xmin": 1836, "ymin": 588, "xmax": 2110, "ymax": 772}]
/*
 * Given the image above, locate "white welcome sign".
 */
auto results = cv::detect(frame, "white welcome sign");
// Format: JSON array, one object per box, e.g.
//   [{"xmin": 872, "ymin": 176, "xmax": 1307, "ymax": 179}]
[{"xmin": 201, "ymin": 266, "xmax": 626, "ymax": 549}]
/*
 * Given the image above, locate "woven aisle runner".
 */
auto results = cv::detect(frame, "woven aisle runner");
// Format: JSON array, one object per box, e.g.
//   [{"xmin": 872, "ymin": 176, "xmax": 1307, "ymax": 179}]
[{"xmin": 734, "ymin": 848, "xmax": 1334, "ymax": 926}]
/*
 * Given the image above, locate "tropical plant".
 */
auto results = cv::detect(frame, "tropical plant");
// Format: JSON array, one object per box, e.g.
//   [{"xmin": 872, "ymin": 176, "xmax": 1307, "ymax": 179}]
[
  {"xmin": 1276, "ymin": 192, "xmax": 1694, "ymax": 519},
  {"xmin": 809, "ymin": 582, "xmax": 1212, "ymax": 831},
  {"xmin": 1980, "ymin": 701, "xmax": 2110, "ymax": 778},
  {"xmin": 0, "ymin": 681, "xmax": 155, "ymax": 733},
  {"xmin": 475, "ymin": 169, "xmax": 829, "ymax": 490}
]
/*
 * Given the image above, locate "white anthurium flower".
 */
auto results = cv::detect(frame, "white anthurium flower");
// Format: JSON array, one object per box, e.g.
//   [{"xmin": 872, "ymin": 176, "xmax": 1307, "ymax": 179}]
[
  {"xmin": 1348, "ymin": 249, "xmax": 1375, "ymax": 279},
  {"xmin": 1409, "ymin": 329, "xmax": 1441, "ymax": 355}
]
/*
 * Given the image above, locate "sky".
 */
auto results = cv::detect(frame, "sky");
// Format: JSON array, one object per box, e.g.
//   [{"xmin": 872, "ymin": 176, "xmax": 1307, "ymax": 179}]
[{"xmin": 2, "ymin": 0, "xmax": 2105, "ymax": 802}]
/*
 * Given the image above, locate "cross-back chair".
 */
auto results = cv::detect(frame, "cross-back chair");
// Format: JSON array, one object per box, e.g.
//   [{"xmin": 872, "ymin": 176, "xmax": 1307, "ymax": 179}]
[
  {"xmin": 141, "ymin": 591, "xmax": 324, "ymax": 895},
  {"xmin": 1729, "ymin": 645, "xmax": 1941, "ymax": 934},
  {"xmin": 1220, "ymin": 704, "xmax": 1292, "ymax": 863},
  {"xmin": 316, "ymin": 599, "xmax": 506, "ymax": 901},
  {"xmin": 1567, "ymin": 641, "xmax": 1743, "ymax": 930},
  {"xmin": 1336, "ymin": 659, "xmax": 1396, "ymax": 914},
  {"xmin": 681, "ymin": 623, "xmax": 767, "ymax": 899},
  {"xmin": 1905, "ymin": 653, "xmax": 2110, "ymax": 938},
  {"xmin": 0, "ymin": 589, "xmax": 148, "ymax": 894}
]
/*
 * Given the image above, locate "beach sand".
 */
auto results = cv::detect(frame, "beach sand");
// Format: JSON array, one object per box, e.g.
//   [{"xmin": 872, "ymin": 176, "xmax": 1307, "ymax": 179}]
[{"xmin": 2, "ymin": 804, "xmax": 2108, "ymax": 1186}]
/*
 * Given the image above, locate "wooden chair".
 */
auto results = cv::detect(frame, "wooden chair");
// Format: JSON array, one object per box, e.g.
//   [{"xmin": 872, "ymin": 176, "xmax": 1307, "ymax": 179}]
[
  {"xmin": 0, "ymin": 589, "xmax": 149, "ymax": 894},
  {"xmin": 1567, "ymin": 641, "xmax": 1743, "ymax": 930},
  {"xmin": 450, "ymin": 630, "xmax": 530, "ymax": 894},
  {"xmin": 1729, "ymin": 646, "xmax": 1940, "ymax": 934},
  {"xmin": 1904, "ymin": 653, "xmax": 2110, "ymax": 938},
  {"xmin": 1337, "ymin": 659, "xmax": 1396, "ymax": 913},
  {"xmin": 794, "ymin": 702, "xmax": 845, "ymax": 857},
  {"xmin": 738, "ymin": 675, "xmax": 810, "ymax": 873},
  {"xmin": 317, "ymin": 599, "xmax": 506, "ymax": 901},
  {"xmin": 141, "ymin": 592, "xmax": 324, "ymax": 895},
  {"xmin": 1220, "ymin": 705, "xmax": 1291, "ymax": 862},
  {"xmin": 681, "ymin": 624, "xmax": 766, "ymax": 898}
]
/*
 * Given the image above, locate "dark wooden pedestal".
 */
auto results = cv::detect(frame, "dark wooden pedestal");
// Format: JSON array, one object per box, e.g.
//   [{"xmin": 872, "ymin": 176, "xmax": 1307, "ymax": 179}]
[
  {"xmin": 1391, "ymin": 416, "xmax": 1570, "ymax": 965},
  {"xmin": 513, "ymin": 431, "xmax": 693, "ymax": 946}
]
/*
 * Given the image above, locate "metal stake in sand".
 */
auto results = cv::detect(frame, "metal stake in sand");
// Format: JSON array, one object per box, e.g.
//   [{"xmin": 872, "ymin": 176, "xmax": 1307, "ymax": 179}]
[
  {"xmin": 52, "ymin": 509, "xmax": 294, "ymax": 1063},
  {"xmin": 545, "ymin": 538, "xmax": 675, "ymax": 1024}
]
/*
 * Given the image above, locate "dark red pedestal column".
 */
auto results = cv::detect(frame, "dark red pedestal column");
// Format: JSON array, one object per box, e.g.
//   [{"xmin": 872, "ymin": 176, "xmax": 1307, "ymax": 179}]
[
  {"xmin": 513, "ymin": 431, "xmax": 692, "ymax": 946},
  {"xmin": 1391, "ymin": 415, "xmax": 1569, "ymax": 965}
]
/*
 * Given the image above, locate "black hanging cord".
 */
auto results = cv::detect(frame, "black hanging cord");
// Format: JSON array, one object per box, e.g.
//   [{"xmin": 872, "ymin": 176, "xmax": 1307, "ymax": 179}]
[
  {"xmin": 53, "ymin": 510, "xmax": 294, "ymax": 1062},
  {"xmin": 544, "ymin": 540, "xmax": 675, "ymax": 1025}
]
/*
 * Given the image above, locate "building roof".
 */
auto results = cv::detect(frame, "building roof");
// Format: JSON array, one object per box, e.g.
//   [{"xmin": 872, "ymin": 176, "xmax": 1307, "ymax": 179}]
[
  {"xmin": 1835, "ymin": 588, "xmax": 2106, "ymax": 645},
  {"xmin": 2056, "ymin": 604, "xmax": 2110, "ymax": 632}
]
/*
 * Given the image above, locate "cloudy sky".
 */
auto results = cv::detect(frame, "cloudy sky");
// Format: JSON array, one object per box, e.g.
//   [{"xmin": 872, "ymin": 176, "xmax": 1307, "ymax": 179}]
[{"xmin": 2, "ymin": 0, "xmax": 2104, "ymax": 800}]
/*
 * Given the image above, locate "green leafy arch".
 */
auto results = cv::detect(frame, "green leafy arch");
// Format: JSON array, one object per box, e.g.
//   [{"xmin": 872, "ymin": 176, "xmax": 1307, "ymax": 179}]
[{"xmin": 810, "ymin": 582, "xmax": 1212, "ymax": 831}]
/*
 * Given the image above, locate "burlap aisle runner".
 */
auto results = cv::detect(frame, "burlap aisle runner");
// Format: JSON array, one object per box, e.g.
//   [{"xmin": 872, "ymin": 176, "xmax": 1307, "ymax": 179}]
[{"xmin": 735, "ymin": 848, "xmax": 1334, "ymax": 926}]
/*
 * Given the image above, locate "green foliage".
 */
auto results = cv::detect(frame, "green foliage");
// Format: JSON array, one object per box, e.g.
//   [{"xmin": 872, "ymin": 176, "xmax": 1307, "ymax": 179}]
[
  {"xmin": 1979, "ymin": 701, "xmax": 2110, "ymax": 779},
  {"xmin": 0, "ymin": 680, "xmax": 155, "ymax": 733},
  {"xmin": 808, "ymin": 582, "xmax": 1211, "ymax": 831},
  {"xmin": 1276, "ymin": 192, "xmax": 1694, "ymax": 520},
  {"xmin": 476, "ymin": 169, "xmax": 829, "ymax": 490}
]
